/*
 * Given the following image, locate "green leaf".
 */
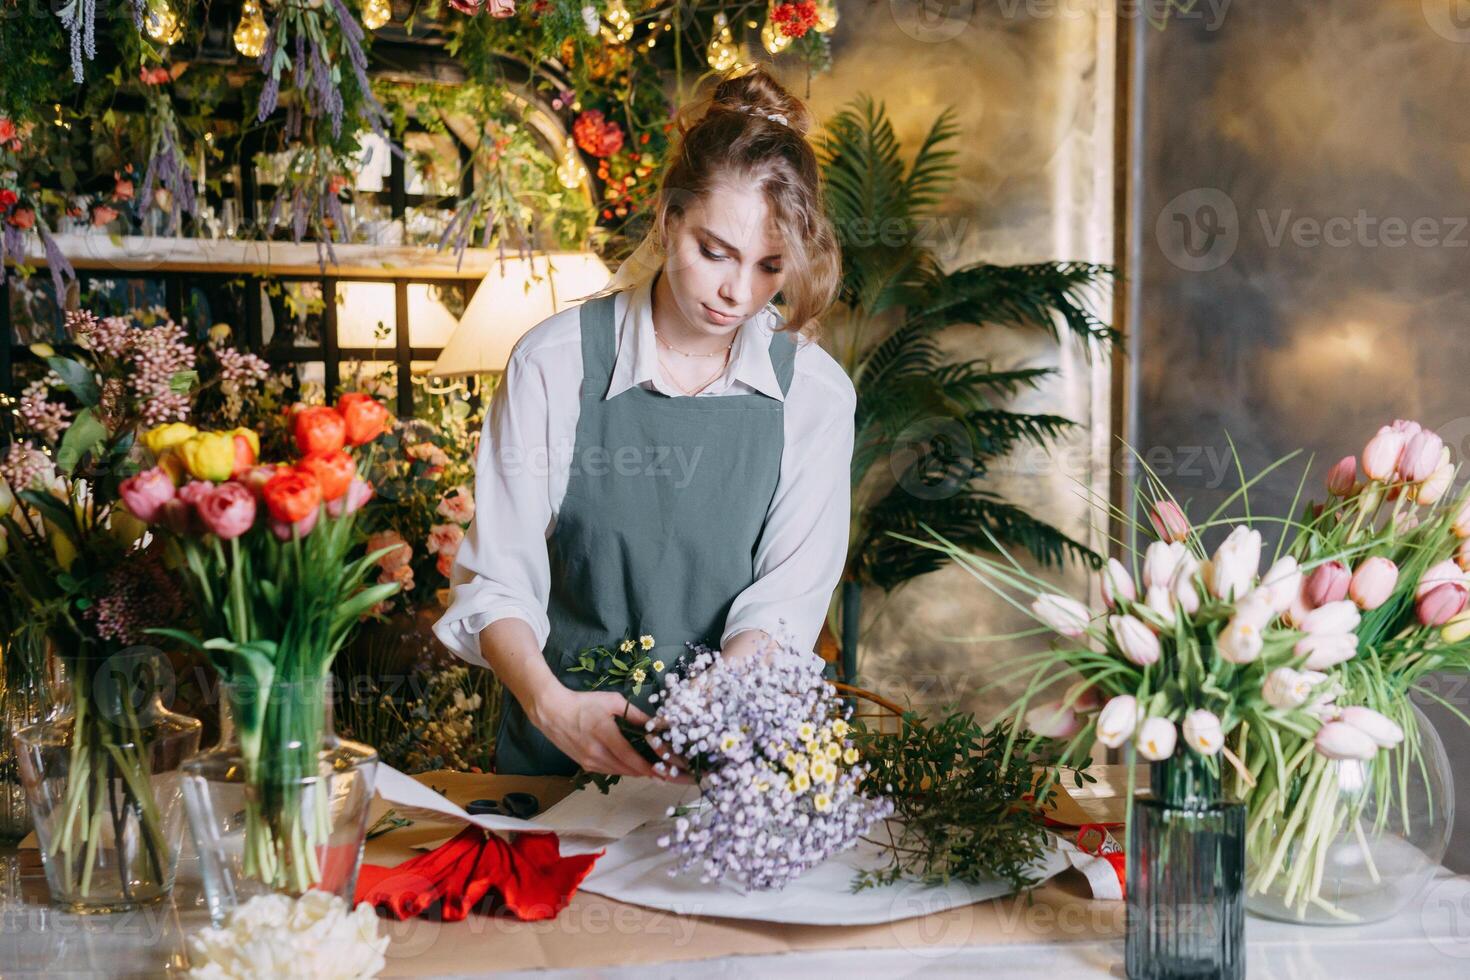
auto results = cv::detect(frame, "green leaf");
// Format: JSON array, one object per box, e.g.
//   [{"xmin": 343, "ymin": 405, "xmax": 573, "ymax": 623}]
[
  {"xmin": 168, "ymin": 370, "xmax": 199, "ymax": 394},
  {"xmin": 56, "ymin": 407, "xmax": 108, "ymax": 475},
  {"xmin": 45, "ymin": 356, "xmax": 100, "ymax": 407}
]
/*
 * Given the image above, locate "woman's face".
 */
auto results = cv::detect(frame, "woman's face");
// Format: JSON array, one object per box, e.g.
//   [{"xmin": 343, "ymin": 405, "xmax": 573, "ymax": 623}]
[{"xmin": 660, "ymin": 181, "xmax": 787, "ymax": 338}]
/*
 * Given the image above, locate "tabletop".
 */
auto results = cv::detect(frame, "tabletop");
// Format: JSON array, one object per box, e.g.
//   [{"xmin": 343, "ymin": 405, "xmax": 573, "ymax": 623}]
[{"xmin": 1, "ymin": 770, "xmax": 1468, "ymax": 978}]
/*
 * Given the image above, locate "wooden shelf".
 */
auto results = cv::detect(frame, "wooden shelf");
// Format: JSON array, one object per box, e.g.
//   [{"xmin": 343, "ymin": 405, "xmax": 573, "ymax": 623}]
[{"xmin": 4, "ymin": 233, "xmax": 569, "ymax": 280}]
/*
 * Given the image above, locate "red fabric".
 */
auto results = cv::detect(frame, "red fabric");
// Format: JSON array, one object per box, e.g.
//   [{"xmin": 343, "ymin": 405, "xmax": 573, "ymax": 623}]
[{"xmin": 355, "ymin": 827, "xmax": 601, "ymax": 922}]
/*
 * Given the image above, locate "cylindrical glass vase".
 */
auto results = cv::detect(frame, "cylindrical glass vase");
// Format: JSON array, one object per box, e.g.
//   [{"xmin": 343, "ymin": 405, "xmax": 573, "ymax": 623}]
[{"xmin": 0, "ymin": 635, "xmax": 54, "ymax": 841}]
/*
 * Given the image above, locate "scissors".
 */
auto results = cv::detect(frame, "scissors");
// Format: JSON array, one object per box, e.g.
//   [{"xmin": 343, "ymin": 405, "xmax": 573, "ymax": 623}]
[{"xmin": 464, "ymin": 792, "xmax": 540, "ymax": 819}]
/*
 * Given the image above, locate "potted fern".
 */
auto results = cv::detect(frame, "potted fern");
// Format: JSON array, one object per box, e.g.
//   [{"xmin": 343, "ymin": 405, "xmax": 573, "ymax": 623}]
[{"xmin": 816, "ymin": 97, "xmax": 1116, "ymax": 680}]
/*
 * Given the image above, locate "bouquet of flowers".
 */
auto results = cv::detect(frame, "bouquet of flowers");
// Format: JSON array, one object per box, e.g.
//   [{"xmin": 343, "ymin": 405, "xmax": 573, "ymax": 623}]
[
  {"xmin": 134, "ymin": 394, "xmax": 402, "ymax": 894},
  {"xmin": 644, "ymin": 640, "xmax": 893, "ymax": 891}
]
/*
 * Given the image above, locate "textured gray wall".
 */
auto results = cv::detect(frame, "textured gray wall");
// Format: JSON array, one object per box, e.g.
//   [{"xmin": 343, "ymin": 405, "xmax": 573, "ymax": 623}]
[{"xmin": 1125, "ymin": 0, "xmax": 1470, "ymax": 870}]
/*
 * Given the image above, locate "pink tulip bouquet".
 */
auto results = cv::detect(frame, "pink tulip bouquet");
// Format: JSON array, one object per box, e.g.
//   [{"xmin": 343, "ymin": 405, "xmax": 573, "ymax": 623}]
[{"xmin": 910, "ymin": 418, "xmax": 1470, "ymax": 922}]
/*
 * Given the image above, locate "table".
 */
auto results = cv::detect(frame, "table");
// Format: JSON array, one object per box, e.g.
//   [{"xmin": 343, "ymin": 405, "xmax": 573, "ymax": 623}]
[{"xmin": 2, "ymin": 772, "xmax": 1468, "ymax": 978}]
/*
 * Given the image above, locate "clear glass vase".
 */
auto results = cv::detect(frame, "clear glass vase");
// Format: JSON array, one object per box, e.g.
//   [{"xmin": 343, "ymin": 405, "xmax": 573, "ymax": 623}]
[
  {"xmin": 0, "ymin": 636, "xmax": 54, "ymax": 841},
  {"xmin": 1244, "ymin": 703, "xmax": 1453, "ymax": 925},
  {"xmin": 182, "ymin": 678, "xmax": 379, "ymax": 925},
  {"xmin": 12, "ymin": 654, "xmax": 203, "ymax": 913},
  {"xmin": 1126, "ymin": 752, "xmax": 1245, "ymax": 980}
]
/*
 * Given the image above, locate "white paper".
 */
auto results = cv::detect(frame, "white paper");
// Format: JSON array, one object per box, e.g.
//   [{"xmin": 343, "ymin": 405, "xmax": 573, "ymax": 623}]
[
  {"xmin": 373, "ymin": 765, "xmax": 697, "ymax": 840},
  {"xmin": 577, "ymin": 821, "xmax": 1072, "ymax": 926}
]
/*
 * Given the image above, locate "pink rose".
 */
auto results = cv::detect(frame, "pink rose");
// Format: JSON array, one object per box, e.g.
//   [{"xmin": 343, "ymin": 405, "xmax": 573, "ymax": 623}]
[
  {"xmin": 179, "ymin": 480, "xmax": 213, "ymax": 508},
  {"xmin": 437, "ymin": 551, "xmax": 456, "ymax": 578},
  {"xmin": 197, "ymin": 482, "xmax": 257, "ymax": 540},
  {"xmin": 119, "ymin": 467, "xmax": 177, "ymax": 524},
  {"xmin": 487, "ymin": 0, "xmax": 515, "ymax": 15},
  {"xmin": 269, "ymin": 505, "xmax": 320, "ymax": 541},
  {"xmin": 436, "ymin": 487, "xmax": 475, "ymax": 525},
  {"xmin": 326, "ymin": 477, "xmax": 374, "ymax": 517},
  {"xmin": 368, "ymin": 530, "xmax": 411, "ymax": 571}
]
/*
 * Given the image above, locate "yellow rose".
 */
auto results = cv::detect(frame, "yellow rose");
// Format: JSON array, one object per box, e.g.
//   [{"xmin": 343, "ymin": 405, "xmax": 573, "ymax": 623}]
[
  {"xmin": 177, "ymin": 432, "xmax": 236, "ymax": 482},
  {"xmin": 143, "ymin": 422, "xmax": 198, "ymax": 458}
]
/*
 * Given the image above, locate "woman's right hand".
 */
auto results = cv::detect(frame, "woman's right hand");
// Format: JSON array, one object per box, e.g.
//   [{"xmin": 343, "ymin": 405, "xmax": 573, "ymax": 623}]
[{"xmin": 527, "ymin": 686, "xmax": 660, "ymax": 778}]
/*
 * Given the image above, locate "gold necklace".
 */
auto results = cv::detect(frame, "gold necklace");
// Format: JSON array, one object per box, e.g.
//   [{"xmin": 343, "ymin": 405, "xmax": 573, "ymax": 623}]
[
  {"xmin": 654, "ymin": 327, "xmax": 735, "ymax": 359},
  {"xmin": 659, "ymin": 346, "xmax": 729, "ymax": 396}
]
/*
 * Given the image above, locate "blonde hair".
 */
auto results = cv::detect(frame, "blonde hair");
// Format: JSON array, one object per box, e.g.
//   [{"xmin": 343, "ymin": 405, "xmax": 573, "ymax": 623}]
[{"xmin": 638, "ymin": 66, "xmax": 841, "ymax": 337}]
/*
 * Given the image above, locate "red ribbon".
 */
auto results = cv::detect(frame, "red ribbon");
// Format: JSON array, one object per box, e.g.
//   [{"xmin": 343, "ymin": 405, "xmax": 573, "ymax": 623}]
[{"xmin": 354, "ymin": 826, "xmax": 601, "ymax": 922}]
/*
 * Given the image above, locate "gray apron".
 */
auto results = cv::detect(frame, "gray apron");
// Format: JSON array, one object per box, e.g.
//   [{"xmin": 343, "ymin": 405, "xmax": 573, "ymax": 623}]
[{"xmin": 493, "ymin": 291, "xmax": 796, "ymax": 775}]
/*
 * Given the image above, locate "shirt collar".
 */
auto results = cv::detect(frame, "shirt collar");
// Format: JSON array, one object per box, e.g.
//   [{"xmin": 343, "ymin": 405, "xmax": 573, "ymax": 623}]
[{"xmin": 604, "ymin": 272, "xmax": 787, "ymax": 403}]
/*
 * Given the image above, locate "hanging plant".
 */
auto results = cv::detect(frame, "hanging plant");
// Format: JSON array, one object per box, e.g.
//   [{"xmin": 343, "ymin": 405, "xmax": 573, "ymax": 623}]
[
  {"xmin": 0, "ymin": 116, "xmax": 75, "ymax": 306},
  {"xmin": 137, "ymin": 69, "xmax": 197, "ymax": 236}
]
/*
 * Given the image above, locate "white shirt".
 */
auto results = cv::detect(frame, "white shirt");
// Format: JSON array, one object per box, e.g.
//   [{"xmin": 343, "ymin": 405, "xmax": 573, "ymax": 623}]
[{"xmin": 432, "ymin": 272, "xmax": 856, "ymax": 668}]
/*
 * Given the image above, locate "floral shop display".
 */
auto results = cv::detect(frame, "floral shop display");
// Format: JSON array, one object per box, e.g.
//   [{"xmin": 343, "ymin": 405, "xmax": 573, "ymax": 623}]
[
  {"xmin": 919, "ymin": 424, "xmax": 1469, "ymax": 977},
  {"xmin": 131, "ymin": 394, "xmax": 402, "ymax": 922},
  {"xmin": 2, "ymin": 309, "xmax": 214, "ymax": 912}
]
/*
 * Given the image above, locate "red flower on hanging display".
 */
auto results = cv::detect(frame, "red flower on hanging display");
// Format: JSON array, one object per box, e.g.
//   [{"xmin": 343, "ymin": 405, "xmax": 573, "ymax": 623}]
[
  {"xmin": 0, "ymin": 188, "xmax": 16, "ymax": 211},
  {"xmin": 139, "ymin": 66, "xmax": 171, "ymax": 86},
  {"xmin": 7, "ymin": 206, "xmax": 35, "ymax": 230},
  {"xmin": 772, "ymin": 0, "xmax": 818, "ymax": 37},
  {"xmin": 573, "ymin": 110, "xmax": 625, "ymax": 159},
  {"xmin": 0, "ymin": 119, "xmax": 15, "ymax": 144}
]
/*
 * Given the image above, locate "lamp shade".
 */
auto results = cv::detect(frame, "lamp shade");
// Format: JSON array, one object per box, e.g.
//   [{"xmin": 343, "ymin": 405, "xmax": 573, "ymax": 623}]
[{"xmin": 430, "ymin": 251, "xmax": 611, "ymax": 377}]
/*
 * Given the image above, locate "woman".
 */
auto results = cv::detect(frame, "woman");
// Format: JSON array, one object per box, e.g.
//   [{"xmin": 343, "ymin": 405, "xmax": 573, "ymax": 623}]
[{"xmin": 433, "ymin": 67, "xmax": 854, "ymax": 778}]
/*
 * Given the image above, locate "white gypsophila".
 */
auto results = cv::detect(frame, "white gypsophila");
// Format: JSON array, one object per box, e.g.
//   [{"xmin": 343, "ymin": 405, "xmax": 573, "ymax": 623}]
[
  {"xmin": 649, "ymin": 642, "xmax": 893, "ymax": 891},
  {"xmin": 187, "ymin": 891, "xmax": 389, "ymax": 979}
]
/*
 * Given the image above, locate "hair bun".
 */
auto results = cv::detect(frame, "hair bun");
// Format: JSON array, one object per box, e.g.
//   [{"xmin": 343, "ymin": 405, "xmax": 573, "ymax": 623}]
[{"xmin": 708, "ymin": 67, "xmax": 811, "ymax": 137}]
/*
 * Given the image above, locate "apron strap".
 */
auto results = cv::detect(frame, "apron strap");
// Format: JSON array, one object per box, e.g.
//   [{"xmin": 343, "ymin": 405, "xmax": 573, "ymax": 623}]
[{"xmin": 578, "ymin": 293, "xmax": 619, "ymax": 399}]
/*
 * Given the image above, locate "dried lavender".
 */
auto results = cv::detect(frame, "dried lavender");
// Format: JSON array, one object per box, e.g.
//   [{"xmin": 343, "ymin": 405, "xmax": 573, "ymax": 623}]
[
  {"xmin": 649, "ymin": 640, "xmax": 893, "ymax": 891},
  {"xmin": 56, "ymin": 0, "xmax": 97, "ymax": 84},
  {"xmin": 138, "ymin": 95, "xmax": 197, "ymax": 236},
  {"xmin": 38, "ymin": 224, "xmax": 76, "ymax": 308}
]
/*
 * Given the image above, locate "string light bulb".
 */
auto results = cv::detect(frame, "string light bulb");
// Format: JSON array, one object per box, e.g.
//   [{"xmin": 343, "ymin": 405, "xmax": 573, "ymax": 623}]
[
  {"xmin": 233, "ymin": 0, "xmax": 268, "ymax": 57},
  {"xmin": 601, "ymin": 0, "xmax": 633, "ymax": 44},
  {"xmin": 815, "ymin": 0, "xmax": 838, "ymax": 33},
  {"xmin": 145, "ymin": 0, "xmax": 183, "ymax": 44},
  {"xmin": 761, "ymin": 13, "xmax": 791, "ymax": 54},
  {"xmin": 555, "ymin": 136, "xmax": 588, "ymax": 190},
  {"xmin": 362, "ymin": 0, "xmax": 391, "ymax": 30},
  {"xmin": 706, "ymin": 13, "xmax": 739, "ymax": 71}
]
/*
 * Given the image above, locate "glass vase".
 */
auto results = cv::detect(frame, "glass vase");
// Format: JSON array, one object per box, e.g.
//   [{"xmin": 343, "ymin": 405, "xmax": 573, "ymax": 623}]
[
  {"xmin": 12, "ymin": 653, "xmax": 203, "ymax": 913},
  {"xmin": 0, "ymin": 636, "xmax": 54, "ymax": 841},
  {"xmin": 181, "ymin": 678, "xmax": 379, "ymax": 925},
  {"xmin": 1244, "ymin": 703, "xmax": 1452, "ymax": 925},
  {"xmin": 1126, "ymin": 751, "xmax": 1245, "ymax": 980}
]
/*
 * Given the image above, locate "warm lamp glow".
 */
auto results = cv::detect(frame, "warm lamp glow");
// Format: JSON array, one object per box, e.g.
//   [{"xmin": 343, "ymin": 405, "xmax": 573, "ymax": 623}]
[{"xmin": 430, "ymin": 252, "xmax": 610, "ymax": 377}]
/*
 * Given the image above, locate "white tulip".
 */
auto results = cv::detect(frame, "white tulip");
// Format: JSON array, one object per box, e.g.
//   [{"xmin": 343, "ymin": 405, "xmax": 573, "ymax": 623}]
[
  {"xmin": 1143, "ymin": 541, "xmax": 1187, "ymax": 590},
  {"xmin": 1340, "ymin": 706, "xmax": 1404, "ymax": 748},
  {"xmin": 1110, "ymin": 614, "xmax": 1161, "ymax": 667},
  {"xmin": 1136, "ymin": 717, "xmax": 1178, "ymax": 761},
  {"xmin": 1182, "ymin": 709, "xmax": 1225, "ymax": 756},
  {"xmin": 1216, "ymin": 618, "xmax": 1264, "ymax": 664},
  {"xmin": 1025, "ymin": 700, "xmax": 1083, "ymax": 739},
  {"xmin": 1299, "ymin": 600, "xmax": 1361, "ymax": 636},
  {"xmin": 1032, "ymin": 593, "xmax": 1092, "ymax": 638},
  {"xmin": 1294, "ymin": 632, "xmax": 1358, "ymax": 670},
  {"xmin": 1259, "ymin": 556, "xmax": 1303, "ymax": 615},
  {"xmin": 1096, "ymin": 695, "xmax": 1140, "ymax": 748},
  {"xmin": 1102, "ymin": 558, "xmax": 1137, "ymax": 608},
  {"xmin": 1209, "ymin": 526, "xmax": 1262, "ymax": 601},
  {"xmin": 1142, "ymin": 585, "xmax": 1177, "ymax": 629},
  {"xmin": 1261, "ymin": 667, "xmax": 1320, "ymax": 710}
]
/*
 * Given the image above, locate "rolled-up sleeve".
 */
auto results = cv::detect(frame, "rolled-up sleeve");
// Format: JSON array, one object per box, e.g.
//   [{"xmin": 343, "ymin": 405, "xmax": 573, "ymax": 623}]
[
  {"xmin": 432, "ymin": 349, "xmax": 555, "ymax": 667},
  {"xmin": 721, "ymin": 375, "xmax": 855, "ymax": 655}
]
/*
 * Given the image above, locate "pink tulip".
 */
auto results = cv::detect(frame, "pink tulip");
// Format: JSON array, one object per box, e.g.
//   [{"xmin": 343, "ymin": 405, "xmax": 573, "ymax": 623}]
[
  {"xmin": 1417, "ymin": 583, "xmax": 1469, "ymax": 626},
  {"xmin": 1417, "ymin": 559, "xmax": 1466, "ymax": 600},
  {"xmin": 1326, "ymin": 456, "xmax": 1358, "ymax": 497},
  {"xmin": 1032, "ymin": 594, "xmax": 1092, "ymax": 638},
  {"xmin": 197, "ymin": 482, "xmax": 257, "ymax": 540},
  {"xmin": 1101, "ymin": 558, "xmax": 1136, "ymax": 609},
  {"xmin": 1417, "ymin": 459, "xmax": 1454, "ymax": 505},
  {"xmin": 178, "ymin": 480, "xmax": 213, "ymax": 508},
  {"xmin": 1339, "ymin": 706, "xmax": 1404, "ymax": 748},
  {"xmin": 1397, "ymin": 430, "xmax": 1444, "ymax": 483},
  {"xmin": 1349, "ymin": 557, "xmax": 1398, "ymax": 611},
  {"xmin": 1315, "ymin": 721, "xmax": 1379, "ymax": 760},
  {"xmin": 269, "ymin": 505, "xmax": 320, "ymax": 541},
  {"xmin": 1149, "ymin": 500, "xmax": 1190, "ymax": 543},
  {"xmin": 1110, "ymin": 614, "xmax": 1161, "ymax": 667},
  {"xmin": 119, "ymin": 467, "xmax": 176, "ymax": 524},
  {"xmin": 326, "ymin": 477, "xmax": 375, "ymax": 517},
  {"xmin": 1304, "ymin": 561, "xmax": 1351, "ymax": 608},
  {"xmin": 1024, "ymin": 700, "xmax": 1083, "ymax": 739},
  {"xmin": 1362, "ymin": 426, "xmax": 1408, "ymax": 481}
]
